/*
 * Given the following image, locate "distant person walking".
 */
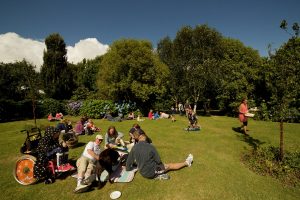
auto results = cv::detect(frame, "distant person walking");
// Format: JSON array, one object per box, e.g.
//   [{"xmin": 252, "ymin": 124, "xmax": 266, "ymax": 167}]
[{"xmin": 238, "ymin": 98, "xmax": 249, "ymax": 135}]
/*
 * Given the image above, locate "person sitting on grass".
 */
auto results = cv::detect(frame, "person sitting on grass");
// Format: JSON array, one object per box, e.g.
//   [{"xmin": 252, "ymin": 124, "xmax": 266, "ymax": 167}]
[
  {"xmin": 160, "ymin": 111, "xmax": 170, "ymax": 119},
  {"xmin": 153, "ymin": 111, "xmax": 160, "ymax": 120},
  {"xmin": 127, "ymin": 125, "xmax": 152, "ymax": 151},
  {"xmin": 74, "ymin": 117, "xmax": 85, "ymax": 135},
  {"xmin": 187, "ymin": 108, "xmax": 199, "ymax": 128},
  {"xmin": 104, "ymin": 126, "xmax": 125, "ymax": 149},
  {"xmin": 126, "ymin": 129, "xmax": 193, "ymax": 180},
  {"xmin": 33, "ymin": 126, "xmax": 75, "ymax": 184},
  {"xmin": 48, "ymin": 113, "xmax": 55, "ymax": 122},
  {"xmin": 85, "ymin": 119, "xmax": 101, "ymax": 135},
  {"xmin": 74, "ymin": 134, "xmax": 103, "ymax": 192},
  {"xmin": 127, "ymin": 112, "xmax": 135, "ymax": 120}
]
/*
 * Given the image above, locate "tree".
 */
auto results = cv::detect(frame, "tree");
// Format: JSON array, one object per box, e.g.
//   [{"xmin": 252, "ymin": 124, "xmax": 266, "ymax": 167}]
[
  {"xmin": 97, "ymin": 39, "xmax": 169, "ymax": 113},
  {"xmin": 157, "ymin": 36, "xmax": 185, "ymax": 110},
  {"xmin": 267, "ymin": 20, "xmax": 300, "ymax": 160},
  {"xmin": 40, "ymin": 33, "xmax": 74, "ymax": 100},
  {"xmin": 74, "ymin": 57, "xmax": 103, "ymax": 91},
  {"xmin": 159, "ymin": 25, "xmax": 224, "ymax": 113},
  {"xmin": 19, "ymin": 60, "xmax": 42, "ymax": 125},
  {"xmin": 218, "ymin": 38, "xmax": 262, "ymax": 114}
]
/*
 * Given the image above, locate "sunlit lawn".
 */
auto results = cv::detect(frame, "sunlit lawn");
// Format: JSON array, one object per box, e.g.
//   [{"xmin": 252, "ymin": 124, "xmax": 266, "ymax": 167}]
[{"xmin": 0, "ymin": 115, "xmax": 299, "ymax": 200}]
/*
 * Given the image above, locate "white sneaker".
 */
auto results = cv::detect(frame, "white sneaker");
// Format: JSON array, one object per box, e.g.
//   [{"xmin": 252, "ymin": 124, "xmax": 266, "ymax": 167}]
[
  {"xmin": 73, "ymin": 184, "xmax": 90, "ymax": 193},
  {"xmin": 185, "ymin": 154, "xmax": 193, "ymax": 167}
]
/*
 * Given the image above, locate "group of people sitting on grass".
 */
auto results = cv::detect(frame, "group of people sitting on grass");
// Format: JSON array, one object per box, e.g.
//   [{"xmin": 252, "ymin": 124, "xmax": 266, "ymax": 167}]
[
  {"xmin": 47, "ymin": 112, "xmax": 64, "ymax": 121},
  {"xmin": 73, "ymin": 123, "xmax": 193, "ymax": 193},
  {"xmin": 33, "ymin": 121, "xmax": 194, "ymax": 191},
  {"xmin": 147, "ymin": 109, "xmax": 176, "ymax": 122},
  {"xmin": 72, "ymin": 117, "xmax": 101, "ymax": 136}
]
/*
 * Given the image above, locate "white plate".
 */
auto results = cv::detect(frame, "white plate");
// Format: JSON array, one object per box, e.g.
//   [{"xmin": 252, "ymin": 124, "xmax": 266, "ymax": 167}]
[
  {"xmin": 245, "ymin": 113, "xmax": 254, "ymax": 117},
  {"xmin": 110, "ymin": 191, "xmax": 121, "ymax": 199}
]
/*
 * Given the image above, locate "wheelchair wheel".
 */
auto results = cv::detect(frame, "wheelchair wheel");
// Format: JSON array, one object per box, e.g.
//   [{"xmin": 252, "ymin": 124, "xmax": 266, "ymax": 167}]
[{"xmin": 13, "ymin": 155, "xmax": 37, "ymax": 185}]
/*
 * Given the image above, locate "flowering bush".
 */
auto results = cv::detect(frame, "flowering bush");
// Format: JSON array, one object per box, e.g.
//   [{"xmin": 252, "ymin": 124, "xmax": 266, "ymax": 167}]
[
  {"xmin": 115, "ymin": 101, "xmax": 137, "ymax": 117},
  {"xmin": 66, "ymin": 101, "xmax": 83, "ymax": 116},
  {"xmin": 79, "ymin": 100, "xmax": 116, "ymax": 119}
]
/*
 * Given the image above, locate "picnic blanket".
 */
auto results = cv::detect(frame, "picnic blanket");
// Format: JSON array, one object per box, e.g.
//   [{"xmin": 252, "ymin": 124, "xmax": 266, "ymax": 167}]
[
  {"xmin": 184, "ymin": 127, "xmax": 201, "ymax": 131},
  {"xmin": 109, "ymin": 165, "xmax": 138, "ymax": 183},
  {"xmin": 72, "ymin": 165, "xmax": 137, "ymax": 183}
]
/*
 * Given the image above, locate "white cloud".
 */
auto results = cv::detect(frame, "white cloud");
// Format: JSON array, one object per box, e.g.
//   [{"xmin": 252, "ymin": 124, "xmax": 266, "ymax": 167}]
[
  {"xmin": 0, "ymin": 32, "xmax": 45, "ymax": 70},
  {"xmin": 67, "ymin": 38, "xmax": 109, "ymax": 64},
  {"xmin": 0, "ymin": 32, "xmax": 109, "ymax": 71}
]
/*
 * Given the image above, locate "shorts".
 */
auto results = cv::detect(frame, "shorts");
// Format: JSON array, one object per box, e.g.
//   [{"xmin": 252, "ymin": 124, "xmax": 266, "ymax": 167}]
[
  {"xmin": 243, "ymin": 121, "xmax": 248, "ymax": 126},
  {"xmin": 154, "ymin": 163, "xmax": 169, "ymax": 175}
]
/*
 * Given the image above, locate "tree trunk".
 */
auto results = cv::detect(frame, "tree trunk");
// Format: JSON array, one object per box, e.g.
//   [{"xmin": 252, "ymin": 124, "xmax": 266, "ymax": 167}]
[
  {"xmin": 279, "ymin": 120, "xmax": 284, "ymax": 161},
  {"xmin": 32, "ymin": 98, "xmax": 37, "ymax": 126},
  {"xmin": 193, "ymin": 104, "xmax": 197, "ymax": 113}
]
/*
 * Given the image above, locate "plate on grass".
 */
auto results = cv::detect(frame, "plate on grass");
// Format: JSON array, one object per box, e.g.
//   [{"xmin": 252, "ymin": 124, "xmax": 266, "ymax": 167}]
[{"xmin": 110, "ymin": 191, "xmax": 121, "ymax": 199}]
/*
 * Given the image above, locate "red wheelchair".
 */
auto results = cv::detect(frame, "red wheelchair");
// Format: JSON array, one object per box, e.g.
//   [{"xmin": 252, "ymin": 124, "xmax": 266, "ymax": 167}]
[{"xmin": 13, "ymin": 128, "xmax": 75, "ymax": 185}]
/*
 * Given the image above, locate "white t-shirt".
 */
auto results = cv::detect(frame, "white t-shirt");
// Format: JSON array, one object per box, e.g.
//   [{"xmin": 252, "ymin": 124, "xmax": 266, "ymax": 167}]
[{"xmin": 82, "ymin": 141, "xmax": 101, "ymax": 161}]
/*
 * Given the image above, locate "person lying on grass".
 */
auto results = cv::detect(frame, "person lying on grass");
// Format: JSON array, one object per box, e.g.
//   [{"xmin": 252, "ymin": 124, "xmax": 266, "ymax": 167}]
[{"xmin": 125, "ymin": 129, "xmax": 193, "ymax": 180}]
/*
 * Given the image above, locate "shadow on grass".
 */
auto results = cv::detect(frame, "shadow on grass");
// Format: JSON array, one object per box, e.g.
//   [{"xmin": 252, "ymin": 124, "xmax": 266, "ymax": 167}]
[{"xmin": 232, "ymin": 127, "xmax": 265, "ymax": 150}]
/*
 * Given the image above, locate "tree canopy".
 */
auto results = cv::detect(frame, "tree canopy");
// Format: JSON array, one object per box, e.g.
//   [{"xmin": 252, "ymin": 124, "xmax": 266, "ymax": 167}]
[
  {"xmin": 40, "ymin": 33, "xmax": 74, "ymax": 100},
  {"xmin": 97, "ymin": 39, "xmax": 170, "ymax": 111}
]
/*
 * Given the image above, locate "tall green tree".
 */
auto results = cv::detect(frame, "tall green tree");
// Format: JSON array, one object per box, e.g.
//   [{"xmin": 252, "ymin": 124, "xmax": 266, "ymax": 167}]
[
  {"xmin": 218, "ymin": 38, "xmax": 262, "ymax": 114},
  {"xmin": 0, "ymin": 62, "xmax": 25, "ymax": 101},
  {"xmin": 97, "ymin": 39, "xmax": 169, "ymax": 113},
  {"xmin": 267, "ymin": 20, "xmax": 300, "ymax": 160},
  {"xmin": 40, "ymin": 33, "xmax": 74, "ymax": 99},
  {"xmin": 157, "ymin": 36, "xmax": 185, "ymax": 109},
  {"xmin": 74, "ymin": 57, "xmax": 103, "ymax": 91},
  {"xmin": 158, "ymin": 25, "xmax": 224, "ymax": 113}
]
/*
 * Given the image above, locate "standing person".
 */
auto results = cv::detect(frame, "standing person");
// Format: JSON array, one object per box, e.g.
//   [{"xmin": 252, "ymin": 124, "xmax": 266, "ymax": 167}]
[
  {"xmin": 239, "ymin": 98, "xmax": 249, "ymax": 135},
  {"xmin": 126, "ymin": 129, "xmax": 193, "ymax": 180},
  {"xmin": 184, "ymin": 100, "xmax": 191, "ymax": 117},
  {"xmin": 104, "ymin": 126, "xmax": 125, "ymax": 148},
  {"xmin": 178, "ymin": 102, "xmax": 184, "ymax": 115},
  {"xmin": 74, "ymin": 134, "xmax": 103, "ymax": 191}
]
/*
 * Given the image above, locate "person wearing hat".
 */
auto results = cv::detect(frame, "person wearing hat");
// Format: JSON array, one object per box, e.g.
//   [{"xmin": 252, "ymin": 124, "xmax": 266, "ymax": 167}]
[
  {"xmin": 74, "ymin": 134, "xmax": 103, "ymax": 191},
  {"xmin": 126, "ymin": 129, "xmax": 193, "ymax": 180}
]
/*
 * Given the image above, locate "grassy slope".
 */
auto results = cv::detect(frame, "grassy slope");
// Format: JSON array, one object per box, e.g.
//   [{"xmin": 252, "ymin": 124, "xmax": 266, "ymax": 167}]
[{"xmin": 0, "ymin": 115, "xmax": 299, "ymax": 200}]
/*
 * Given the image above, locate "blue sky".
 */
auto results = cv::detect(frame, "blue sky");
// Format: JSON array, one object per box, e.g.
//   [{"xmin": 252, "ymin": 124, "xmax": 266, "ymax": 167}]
[{"xmin": 0, "ymin": 0, "xmax": 299, "ymax": 64}]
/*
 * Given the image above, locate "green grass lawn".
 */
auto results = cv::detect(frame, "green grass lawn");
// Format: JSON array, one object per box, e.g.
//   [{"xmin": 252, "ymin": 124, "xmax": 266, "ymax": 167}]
[{"xmin": 0, "ymin": 115, "xmax": 299, "ymax": 200}]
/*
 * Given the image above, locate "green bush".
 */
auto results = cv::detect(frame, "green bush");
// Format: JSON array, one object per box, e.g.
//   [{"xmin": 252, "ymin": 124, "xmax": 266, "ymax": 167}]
[
  {"xmin": 242, "ymin": 146, "xmax": 300, "ymax": 186},
  {"xmin": 0, "ymin": 99, "xmax": 36, "ymax": 122},
  {"xmin": 39, "ymin": 98, "xmax": 65, "ymax": 116},
  {"xmin": 79, "ymin": 100, "xmax": 116, "ymax": 118}
]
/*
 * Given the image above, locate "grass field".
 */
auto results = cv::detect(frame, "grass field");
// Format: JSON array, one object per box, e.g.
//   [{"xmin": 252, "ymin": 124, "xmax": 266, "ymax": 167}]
[{"xmin": 0, "ymin": 115, "xmax": 299, "ymax": 200}]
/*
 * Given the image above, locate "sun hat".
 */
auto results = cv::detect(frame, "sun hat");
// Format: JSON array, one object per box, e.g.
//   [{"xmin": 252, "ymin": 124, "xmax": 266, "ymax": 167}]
[{"xmin": 96, "ymin": 134, "xmax": 103, "ymax": 140}]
